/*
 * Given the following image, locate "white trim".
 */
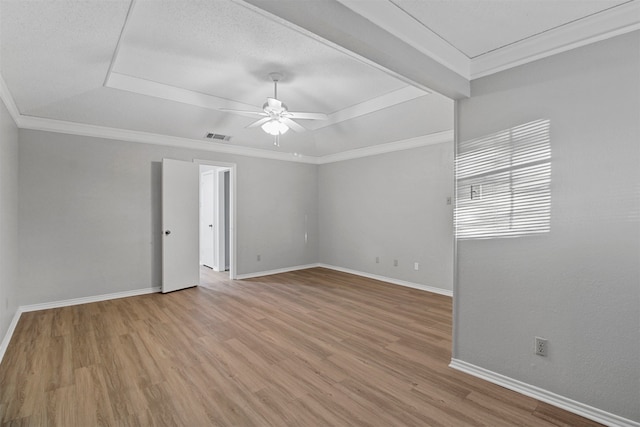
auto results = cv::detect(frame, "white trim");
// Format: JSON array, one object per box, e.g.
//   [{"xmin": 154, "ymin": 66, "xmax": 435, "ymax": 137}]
[
  {"xmin": 106, "ymin": 72, "xmax": 263, "ymax": 112},
  {"xmin": 449, "ymin": 359, "xmax": 640, "ymax": 427},
  {"xmin": 236, "ymin": 263, "xmax": 321, "ymax": 280},
  {"xmin": 306, "ymin": 86, "xmax": 429, "ymax": 131},
  {"xmin": 317, "ymin": 130, "xmax": 454, "ymax": 164},
  {"xmin": 19, "ymin": 286, "xmax": 161, "ymax": 313},
  {"xmin": 336, "ymin": 0, "xmax": 470, "ymax": 79},
  {"xmin": 18, "ymin": 115, "xmax": 318, "ymax": 164},
  {"xmin": 451, "ymin": 100, "xmax": 460, "ymax": 360},
  {"xmin": 106, "ymin": 73, "xmax": 428, "ymax": 130},
  {"xmin": 103, "ymin": 0, "xmax": 137, "ymax": 86},
  {"xmin": 0, "ymin": 286, "xmax": 161, "ymax": 366},
  {"xmin": 236, "ymin": 263, "xmax": 452, "ymax": 297},
  {"xmin": 18, "ymin": 113, "xmax": 452, "ymax": 165},
  {"xmin": 194, "ymin": 159, "xmax": 238, "ymax": 280},
  {"xmin": 0, "ymin": 74, "xmax": 23, "ymax": 126},
  {"xmin": 471, "ymin": 2, "xmax": 640, "ymax": 79},
  {"xmin": 0, "ymin": 309, "xmax": 22, "ymax": 366},
  {"xmin": 318, "ymin": 263, "xmax": 453, "ymax": 297}
]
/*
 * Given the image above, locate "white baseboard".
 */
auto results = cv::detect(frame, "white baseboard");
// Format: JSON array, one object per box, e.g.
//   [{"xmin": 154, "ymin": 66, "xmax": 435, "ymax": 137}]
[
  {"xmin": 236, "ymin": 264, "xmax": 321, "ymax": 280},
  {"xmin": 318, "ymin": 263, "xmax": 453, "ymax": 297},
  {"xmin": 0, "ymin": 286, "xmax": 161, "ymax": 366},
  {"xmin": 449, "ymin": 359, "xmax": 639, "ymax": 427},
  {"xmin": 0, "ymin": 309, "xmax": 23, "ymax": 366},
  {"xmin": 19, "ymin": 286, "xmax": 161, "ymax": 313},
  {"xmin": 236, "ymin": 263, "xmax": 453, "ymax": 297}
]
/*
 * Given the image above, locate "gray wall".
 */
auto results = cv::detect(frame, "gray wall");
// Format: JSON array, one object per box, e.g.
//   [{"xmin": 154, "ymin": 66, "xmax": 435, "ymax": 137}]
[
  {"xmin": 318, "ymin": 142, "xmax": 454, "ymax": 291},
  {"xmin": 455, "ymin": 31, "xmax": 640, "ymax": 421},
  {"xmin": 18, "ymin": 130, "xmax": 318, "ymax": 305},
  {"xmin": 0, "ymin": 98, "xmax": 19, "ymax": 340}
]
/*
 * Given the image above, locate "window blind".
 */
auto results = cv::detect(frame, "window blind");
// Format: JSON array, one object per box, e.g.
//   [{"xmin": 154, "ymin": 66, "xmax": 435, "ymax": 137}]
[{"xmin": 455, "ymin": 119, "xmax": 551, "ymax": 239}]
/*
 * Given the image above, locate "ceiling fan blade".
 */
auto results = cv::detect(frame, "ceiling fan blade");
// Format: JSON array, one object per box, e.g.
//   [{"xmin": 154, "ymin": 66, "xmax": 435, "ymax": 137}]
[
  {"xmin": 266, "ymin": 97, "xmax": 282, "ymax": 110},
  {"xmin": 246, "ymin": 117, "xmax": 272, "ymax": 128},
  {"xmin": 286, "ymin": 111, "xmax": 328, "ymax": 120},
  {"xmin": 280, "ymin": 117, "xmax": 307, "ymax": 133},
  {"xmin": 219, "ymin": 108, "xmax": 267, "ymax": 119}
]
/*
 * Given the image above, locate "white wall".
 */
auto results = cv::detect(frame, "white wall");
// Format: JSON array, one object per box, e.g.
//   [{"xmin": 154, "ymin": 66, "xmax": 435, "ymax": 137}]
[
  {"xmin": 18, "ymin": 130, "xmax": 318, "ymax": 305},
  {"xmin": 0, "ymin": 97, "xmax": 19, "ymax": 342},
  {"xmin": 318, "ymin": 141, "xmax": 454, "ymax": 292},
  {"xmin": 237, "ymin": 155, "xmax": 318, "ymax": 274},
  {"xmin": 455, "ymin": 31, "xmax": 640, "ymax": 422}
]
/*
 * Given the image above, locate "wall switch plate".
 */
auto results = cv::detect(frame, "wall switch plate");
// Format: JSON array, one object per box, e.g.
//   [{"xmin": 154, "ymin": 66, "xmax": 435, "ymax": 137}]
[
  {"xmin": 393, "ymin": 259, "xmax": 398, "ymax": 267},
  {"xmin": 535, "ymin": 337, "xmax": 548, "ymax": 356},
  {"xmin": 257, "ymin": 254, "xmax": 261, "ymax": 261},
  {"xmin": 375, "ymin": 256, "xmax": 380, "ymax": 264}
]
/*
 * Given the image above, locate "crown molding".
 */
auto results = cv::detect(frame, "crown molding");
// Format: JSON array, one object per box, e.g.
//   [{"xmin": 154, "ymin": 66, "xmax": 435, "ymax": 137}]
[
  {"xmin": 18, "ymin": 115, "xmax": 318, "ymax": 164},
  {"xmin": 0, "ymin": 74, "xmax": 23, "ymax": 126},
  {"xmin": 6, "ymin": 3, "xmax": 632, "ymax": 165},
  {"xmin": 317, "ymin": 129, "xmax": 453, "ymax": 164},
  {"xmin": 17, "ymin": 114, "xmax": 451, "ymax": 165},
  {"xmin": 471, "ymin": 1, "xmax": 640, "ymax": 79}
]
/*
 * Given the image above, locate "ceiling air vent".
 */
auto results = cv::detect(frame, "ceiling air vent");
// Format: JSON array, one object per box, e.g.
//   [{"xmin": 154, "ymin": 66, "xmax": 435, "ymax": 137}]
[{"xmin": 204, "ymin": 132, "xmax": 232, "ymax": 142}]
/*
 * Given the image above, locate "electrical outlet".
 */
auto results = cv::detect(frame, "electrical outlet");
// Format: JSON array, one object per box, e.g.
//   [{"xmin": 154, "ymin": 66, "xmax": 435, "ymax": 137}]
[
  {"xmin": 414, "ymin": 262, "xmax": 419, "ymax": 271},
  {"xmin": 446, "ymin": 197, "xmax": 452, "ymax": 205},
  {"xmin": 257, "ymin": 254, "xmax": 261, "ymax": 262},
  {"xmin": 535, "ymin": 337, "xmax": 548, "ymax": 357},
  {"xmin": 393, "ymin": 259, "xmax": 398, "ymax": 267},
  {"xmin": 375, "ymin": 256, "xmax": 380, "ymax": 264}
]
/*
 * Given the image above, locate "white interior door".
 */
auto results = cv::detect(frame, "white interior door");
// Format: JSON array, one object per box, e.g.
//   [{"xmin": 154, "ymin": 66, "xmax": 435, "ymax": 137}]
[
  {"xmin": 162, "ymin": 158, "xmax": 200, "ymax": 293},
  {"xmin": 200, "ymin": 171, "xmax": 215, "ymax": 268}
]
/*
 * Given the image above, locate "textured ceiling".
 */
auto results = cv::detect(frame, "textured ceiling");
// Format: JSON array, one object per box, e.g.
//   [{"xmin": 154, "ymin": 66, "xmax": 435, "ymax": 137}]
[
  {"xmin": 112, "ymin": 0, "xmax": 407, "ymax": 112},
  {"xmin": 0, "ymin": 0, "xmax": 635, "ymax": 158}
]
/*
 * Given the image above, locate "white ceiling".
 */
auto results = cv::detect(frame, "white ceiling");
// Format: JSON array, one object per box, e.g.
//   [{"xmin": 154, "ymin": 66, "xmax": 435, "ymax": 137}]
[
  {"xmin": 0, "ymin": 0, "xmax": 637, "ymax": 161},
  {"xmin": 388, "ymin": 0, "xmax": 629, "ymax": 58}
]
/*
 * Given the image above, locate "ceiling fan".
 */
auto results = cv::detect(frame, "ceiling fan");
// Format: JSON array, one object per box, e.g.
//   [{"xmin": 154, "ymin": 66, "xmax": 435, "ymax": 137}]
[{"xmin": 220, "ymin": 73, "xmax": 328, "ymax": 146}]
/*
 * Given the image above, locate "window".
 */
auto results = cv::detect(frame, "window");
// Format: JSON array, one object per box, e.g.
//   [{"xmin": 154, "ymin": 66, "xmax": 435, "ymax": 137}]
[{"xmin": 455, "ymin": 119, "xmax": 551, "ymax": 239}]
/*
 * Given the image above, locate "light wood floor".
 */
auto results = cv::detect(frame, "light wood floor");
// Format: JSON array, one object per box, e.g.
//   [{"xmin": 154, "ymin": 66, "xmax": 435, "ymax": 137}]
[{"xmin": 0, "ymin": 267, "xmax": 601, "ymax": 426}]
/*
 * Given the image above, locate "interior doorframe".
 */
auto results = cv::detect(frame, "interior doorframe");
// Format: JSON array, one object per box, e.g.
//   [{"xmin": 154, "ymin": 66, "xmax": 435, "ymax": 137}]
[
  {"xmin": 194, "ymin": 159, "xmax": 237, "ymax": 279},
  {"xmin": 199, "ymin": 169, "xmax": 216, "ymax": 269}
]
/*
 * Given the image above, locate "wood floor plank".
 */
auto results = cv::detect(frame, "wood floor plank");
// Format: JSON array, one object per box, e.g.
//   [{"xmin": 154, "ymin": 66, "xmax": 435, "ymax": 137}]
[{"xmin": 0, "ymin": 267, "xmax": 604, "ymax": 426}]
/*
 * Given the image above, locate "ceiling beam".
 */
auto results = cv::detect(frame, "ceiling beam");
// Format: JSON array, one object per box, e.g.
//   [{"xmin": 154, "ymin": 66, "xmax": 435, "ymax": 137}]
[{"xmin": 237, "ymin": 0, "xmax": 470, "ymax": 100}]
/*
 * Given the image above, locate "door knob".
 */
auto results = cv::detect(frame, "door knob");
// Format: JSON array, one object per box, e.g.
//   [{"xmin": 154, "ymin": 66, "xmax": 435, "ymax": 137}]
[
  {"xmin": 165, "ymin": 230, "xmax": 171, "ymax": 235},
  {"xmin": 209, "ymin": 224, "xmax": 213, "ymax": 228}
]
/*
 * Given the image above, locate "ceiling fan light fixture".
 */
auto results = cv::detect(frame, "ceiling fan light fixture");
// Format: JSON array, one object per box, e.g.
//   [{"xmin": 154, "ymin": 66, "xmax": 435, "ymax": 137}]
[{"xmin": 261, "ymin": 119, "xmax": 289, "ymax": 136}]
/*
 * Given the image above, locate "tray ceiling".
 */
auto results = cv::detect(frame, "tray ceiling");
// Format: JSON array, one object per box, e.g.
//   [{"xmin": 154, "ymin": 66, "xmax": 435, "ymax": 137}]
[{"xmin": 0, "ymin": 0, "xmax": 636, "ymax": 160}]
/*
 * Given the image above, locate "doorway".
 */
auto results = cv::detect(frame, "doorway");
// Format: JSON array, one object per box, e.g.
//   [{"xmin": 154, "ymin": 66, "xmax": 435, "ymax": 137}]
[{"xmin": 197, "ymin": 161, "xmax": 235, "ymax": 280}]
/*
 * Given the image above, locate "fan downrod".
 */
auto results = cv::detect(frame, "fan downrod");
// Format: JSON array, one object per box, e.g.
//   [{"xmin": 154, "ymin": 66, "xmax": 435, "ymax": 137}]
[{"xmin": 268, "ymin": 72, "xmax": 283, "ymax": 99}]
